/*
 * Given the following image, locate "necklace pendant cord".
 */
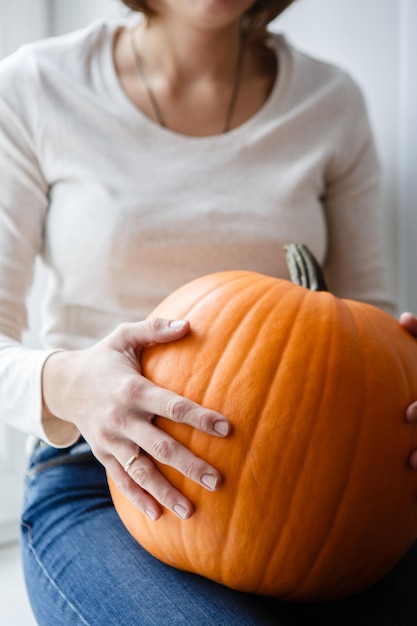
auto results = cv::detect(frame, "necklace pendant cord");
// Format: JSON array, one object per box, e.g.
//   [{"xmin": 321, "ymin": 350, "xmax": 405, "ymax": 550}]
[
  {"xmin": 129, "ymin": 27, "xmax": 246, "ymax": 134},
  {"xmin": 129, "ymin": 28, "xmax": 166, "ymax": 128},
  {"xmin": 223, "ymin": 33, "xmax": 246, "ymax": 133}
]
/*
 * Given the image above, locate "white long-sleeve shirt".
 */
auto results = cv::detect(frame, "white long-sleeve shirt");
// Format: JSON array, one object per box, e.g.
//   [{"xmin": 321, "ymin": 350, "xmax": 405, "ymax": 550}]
[{"xmin": 0, "ymin": 20, "xmax": 393, "ymax": 445}]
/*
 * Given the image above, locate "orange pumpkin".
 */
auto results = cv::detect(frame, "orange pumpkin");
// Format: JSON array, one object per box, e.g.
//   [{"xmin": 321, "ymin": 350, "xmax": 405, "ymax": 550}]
[{"xmin": 108, "ymin": 246, "xmax": 417, "ymax": 602}]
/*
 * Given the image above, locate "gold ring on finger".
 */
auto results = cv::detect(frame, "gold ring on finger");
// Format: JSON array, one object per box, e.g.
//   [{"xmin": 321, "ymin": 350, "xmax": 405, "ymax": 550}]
[{"xmin": 123, "ymin": 450, "xmax": 141, "ymax": 473}]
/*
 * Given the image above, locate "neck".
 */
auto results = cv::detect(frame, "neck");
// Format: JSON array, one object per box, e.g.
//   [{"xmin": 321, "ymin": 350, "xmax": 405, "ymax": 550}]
[
  {"xmin": 135, "ymin": 18, "xmax": 243, "ymax": 88},
  {"xmin": 114, "ymin": 13, "xmax": 276, "ymax": 137}
]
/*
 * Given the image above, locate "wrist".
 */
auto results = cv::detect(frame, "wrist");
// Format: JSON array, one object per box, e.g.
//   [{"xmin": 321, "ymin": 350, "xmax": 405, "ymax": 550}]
[
  {"xmin": 42, "ymin": 350, "xmax": 66, "ymax": 419},
  {"xmin": 41, "ymin": 350, "xmax": 80, "ymax": 447}
]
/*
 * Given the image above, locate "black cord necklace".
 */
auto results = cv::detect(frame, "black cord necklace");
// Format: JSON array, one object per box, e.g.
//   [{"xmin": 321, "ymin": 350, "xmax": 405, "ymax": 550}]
[{"xmin": 129, "ymin": 27, "xmax": 246, "ymax": 133}]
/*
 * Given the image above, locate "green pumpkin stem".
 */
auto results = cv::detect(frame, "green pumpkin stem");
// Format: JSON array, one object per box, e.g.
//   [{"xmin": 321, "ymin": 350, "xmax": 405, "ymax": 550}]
[{"xmin": 283, "ymin": 243, "xmax": 329, "ymax": 292}]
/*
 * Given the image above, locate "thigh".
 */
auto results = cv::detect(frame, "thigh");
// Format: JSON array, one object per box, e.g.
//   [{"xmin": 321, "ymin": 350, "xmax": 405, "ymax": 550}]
[
  {"xmin": 20, "ymin": 440, "xmax": 417, "ymax": 626},
  {"xmin": 20, "ymin": 440, "xmax": 283, "ymax": 626}
]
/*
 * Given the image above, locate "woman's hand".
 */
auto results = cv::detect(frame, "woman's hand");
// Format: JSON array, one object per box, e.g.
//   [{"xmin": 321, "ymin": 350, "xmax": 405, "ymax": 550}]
[
  {"xmin": 42, "ymin": 318, "xmax": 231, "ymax": 521},
  {"xmin": 400, "ymin": 312, "xmax": 417, "ymax": 338},
  {"xmin": 400, "ymin": 312, "xmax": 417, "ymax": 468}
]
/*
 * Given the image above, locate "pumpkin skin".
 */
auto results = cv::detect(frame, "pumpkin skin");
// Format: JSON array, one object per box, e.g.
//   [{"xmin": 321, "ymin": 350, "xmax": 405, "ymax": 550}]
[{"xmin": 107, "ymin": 270, "xmax": 417, "ymax": 602}]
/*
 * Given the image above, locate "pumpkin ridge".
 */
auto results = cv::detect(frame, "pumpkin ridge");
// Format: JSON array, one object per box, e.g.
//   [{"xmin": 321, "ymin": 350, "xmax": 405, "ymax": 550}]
[
  {"xmin": 347, "ymin": 304, "xmax": 415, "ymax": 531},
  {"xmin": 255, "ymin": 293, "xmax": 341, "ymax": 593},
  {"xmin": 147, "ymin": 274, "xmax": 283, "ymax": 576},
  {"xmin": 340, "ymin": 304, "xmax": 417, "ymax": 570},
  {"xmin": 160, "ymin": 271, "xmax": 259, "ymax": 330},
  {"xmin": 210, "ymin": 279, "xmax": 297, "ymax": 584},
  {"xmin": 176, "ymin": 272, "xmax": 280, "ymax": 467},
  {"xmin": 196, "ymin": 275, "xmax": 279, "ymax": 408},
  {"xmin": 289, "ymin": 301, "xmax": 416, "ymax": 600},
  {"xmin": 250, "ymin": 294, "xmax": 313, "ymax": 471},
  {"xmin": 392, "ymin": 325, "xmax": 417, "ymax": 533},
  {"xmin": 346, "ymin": 307, "xmax": 417, "ymax": 589},
  {"xmin": 149, "ymin": 272, "xmax": 266, "ymax": 421},
  {"xmin": 242, "ymin": 287, "xmax": 330, "ymax": 592},
  {"xmin": 138, "ymin": 276, "xmax": 257, "ymax": 573},
  {"xmin": 286, "ymin": 302, "xmax": 368, "ymax": 599}
]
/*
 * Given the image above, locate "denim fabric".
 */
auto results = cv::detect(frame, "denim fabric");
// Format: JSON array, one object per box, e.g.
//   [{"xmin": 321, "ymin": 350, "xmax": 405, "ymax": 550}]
[{"xmin": 21, "ymin": 439, "xmax": 417, "ymax": 626}]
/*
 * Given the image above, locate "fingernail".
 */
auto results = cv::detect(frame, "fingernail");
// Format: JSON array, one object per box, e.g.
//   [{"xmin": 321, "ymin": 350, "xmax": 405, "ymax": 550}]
[
  {"xmin": 213, "ymin": 420, "xmax": 229, "ymax": 436},
  {"xmin": 169, "ymin": 319, "xmax": 187, "ymax": 329},
  {"xmin": 173, "ymin": 504, "xmax": 189, "ymax": 520},
  {"xmin": 201, "ymin": 473, "xmax": 218, "ymax": 490}
]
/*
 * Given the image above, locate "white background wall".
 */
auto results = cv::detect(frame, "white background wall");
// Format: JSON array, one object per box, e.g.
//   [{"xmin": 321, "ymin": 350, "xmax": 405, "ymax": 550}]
[
  {"xmin": 278, "ymin": 0, "xmax": 416, "ymax": 315},
  {"xmin": 0, "ymin": 0, "xmax": 415, "ymax": 542},
  {"xmin": 398, "ymin": 0, "xmax": 417, "ymax": 315},
  {"xmin": 279, "ymin": 0, "xmax": 400, "ymax": 303}
]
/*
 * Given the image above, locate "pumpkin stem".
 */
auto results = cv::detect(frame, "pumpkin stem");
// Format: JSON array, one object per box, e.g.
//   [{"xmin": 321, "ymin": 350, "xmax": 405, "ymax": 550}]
[{"xmin": 283, "ymin": 243, "xmax": 328, "ymax": 292}]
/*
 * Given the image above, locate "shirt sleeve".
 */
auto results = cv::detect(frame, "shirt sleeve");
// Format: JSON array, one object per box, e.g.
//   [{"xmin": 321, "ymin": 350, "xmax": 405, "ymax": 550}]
[
  {"xmin": 0, "ymin": 46, "xmax": 79, "ymax": 447},
  {"xmin": 322, "ymin": 74, "xmax": 395, "ymax": 315}
]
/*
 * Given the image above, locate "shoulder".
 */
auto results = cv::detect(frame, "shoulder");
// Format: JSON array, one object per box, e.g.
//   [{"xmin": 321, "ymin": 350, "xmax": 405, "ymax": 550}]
[
  {"xmin": 268, "ymin": 31, "xmax": 368, "ymax": 120},
  {"xmin": 0, "ymin": 20, "xmax": 121, "ymax": 111},
  {"xmin": 30, "ymin": 19, "xmax": 120, "ymax": 76}
]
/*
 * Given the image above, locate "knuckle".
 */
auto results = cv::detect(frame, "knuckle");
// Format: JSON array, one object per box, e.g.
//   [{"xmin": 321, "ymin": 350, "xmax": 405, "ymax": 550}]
[
  {"xmin": 116, "ymin": 376, "xmax": 133, "ymax": 398},
  {"xmin": 116, "ymin": 321, "xmax": 130, "ymax": 334},
  {"xmin": 114, "ymin": 475, "xmax": 131, "ymax": 495},
  {"xmin": 167, "ymin": 397, "xmax": 187, "ymax": 422},
  {"xmin": 183, "ymin": 458, "xmax": 203, "ymax": 480},
  {"xmin": 115, "ymin": 376, "xmax": 140, "ymax": 405},
  {"xmin": 157, "ymin": 487, "xmax": 174, "ymax": 508},
  {"xmin": 151, "ymin": 438, "xmax": 174, "ymax": 462},
  {"xmin": 93, "ymin": 445, "xmax": 111, "ymax": 463},
  {"xmin": 130, "ymin": 464, "xmax": 150, "ymax": 487},
  {"xmin": 114, "ymin": 322, "xmax": 132, "ymax": 343},
  {"xmin": 106, "ymin": 407, "xmax": 127, "ymax": 430},
  {"xmin": 146, "ymin": 317, "xmax": 165, "ymax": 333},
  {"xmin": 196, "ymin": 411, "xmax": 214, "ymax": 432}
]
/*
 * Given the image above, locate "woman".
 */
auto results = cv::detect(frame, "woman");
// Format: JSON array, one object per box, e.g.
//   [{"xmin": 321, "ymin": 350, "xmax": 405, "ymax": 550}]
[{"xmin": 1, "ymin": 0, "xmax": 417, "ymax": 623}]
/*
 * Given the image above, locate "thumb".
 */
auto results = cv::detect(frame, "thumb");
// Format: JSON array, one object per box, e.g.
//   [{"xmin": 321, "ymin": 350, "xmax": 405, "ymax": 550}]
[
  {"xmin": 109, "ymin": 318, "xmax": 190, "ymax": 352},
  {"xmin": 399, "ymin": 312, "xmax": 417, "ymax": 339}
]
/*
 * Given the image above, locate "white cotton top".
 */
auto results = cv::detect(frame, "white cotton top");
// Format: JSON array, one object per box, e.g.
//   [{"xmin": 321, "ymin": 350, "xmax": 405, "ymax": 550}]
[{"xmin": 0, "ymin": 20, "xmax": 394, "ymax": 446}]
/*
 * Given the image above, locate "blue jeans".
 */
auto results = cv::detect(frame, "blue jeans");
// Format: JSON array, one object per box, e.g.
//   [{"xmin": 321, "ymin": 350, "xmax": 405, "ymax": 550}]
[{"xmin": 21, "ymin": 439, "xmax": 417, "ymax": 625}]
